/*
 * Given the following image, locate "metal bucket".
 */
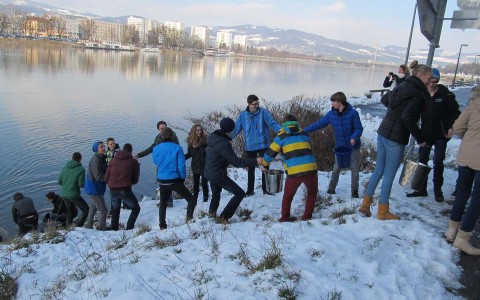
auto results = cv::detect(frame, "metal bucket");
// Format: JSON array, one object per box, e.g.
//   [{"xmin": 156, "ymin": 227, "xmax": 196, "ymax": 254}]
[
  {"xmin": 265, "ymin": 169, "xmax": 284, "ymax": 195},
  {"xmin": 399, "ymin": 159, "xmax": 432, "ymax": 190}
]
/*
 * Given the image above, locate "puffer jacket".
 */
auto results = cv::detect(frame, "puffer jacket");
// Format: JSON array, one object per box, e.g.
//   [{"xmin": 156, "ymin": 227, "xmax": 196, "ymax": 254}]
[
  {"xmin": 105, "ymin": 150, "xmax": 140, "ymax": 189},
  {"xmin": 377, "ymin": 75, "xmax": 428, "ymax": 145},
  {"xmin": 57, "ymin": 160, "xmax": 85, "ymax": 200},
  {"xmin": 12, "ymin": 194, "xmax": 37, "ymax": 223},
  {"xmin": 84, "ymin": 153, "xmax": 107, "ymax": 195},
  {"xmin": 453, "ymin": 96, "xmax": 480, "ymax": 171},
  {"xmin": 421, "ymin": 84, "xmax": 461, "ymax": 142},
  {"xmin": 204, "ymin": 130, "xmax": 257, "ymax": 182},
  {"xmin": 185, "ymin": 142, "xmax": 207, "ymax": 174},
  {"xmin": 153, "ymin": 140, "xmax": 186, "ymax": 183},
  {"xmin": 263, "ymin": 121, "xmax": 318, "ymax": 177},
  {"xmin": 231, "ymin": 107, "xmax": 281, "ymax": 151},
  {"xmin": 304, "ymin": 102, "xmax": 363, "ymax": 150}
]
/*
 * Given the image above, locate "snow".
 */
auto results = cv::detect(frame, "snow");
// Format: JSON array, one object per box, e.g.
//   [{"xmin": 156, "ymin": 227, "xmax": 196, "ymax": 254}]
[{"xmin": 1, "ymin": 107, "xmax": 465, "ymax": 300}]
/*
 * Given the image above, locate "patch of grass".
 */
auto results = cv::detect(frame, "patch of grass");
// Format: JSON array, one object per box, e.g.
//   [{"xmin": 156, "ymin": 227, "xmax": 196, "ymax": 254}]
[
  {"xmin": 250, "ymin": 238, "xmax": 283, "ymax": 274},
  {"xmin": 325, "ymin": 288, "xmax": 343, "ymax": 300},
  {"xmin": 278, "ymin": 283, "xmax": 297, "ymax": 300},
  {"xmin": 39, "ymin": 277, "xmax": 66, "ymax": 300},
  {"xmin": 145, "ymin": 233, "xmax": 183, "ymax": 251},
  {"xmin": 309, "ymin": 248, "xmax": 325, "ymax": 261},
  {"xmin": 106, "ymin": 233, "xmax": 129, "ymax": 251},
  {"xmin": 134, "ymin": 224, "xmax": 151, "ymax": 237},
  {"xmin": 0, "ymin": 272, "xmax": 17, "ymax": 299},
  {"xmin": 236, "ymin": 208, "xmax": 253, "ymax": 222},
  {"xmin": 330, "ymin": 206, "xmax": 356, "ymax": 219}
]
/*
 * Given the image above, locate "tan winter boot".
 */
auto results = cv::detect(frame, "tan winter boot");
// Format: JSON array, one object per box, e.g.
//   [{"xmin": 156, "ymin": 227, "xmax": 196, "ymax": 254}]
[
  {"xmin": 377, "ymin": 203, "xmax": 400, "ymax": 220},
  {"xmin": 444, "ymin": 220, "xmax": 460, "ymax": 242},
  {"xmin": 359, "ymin": 195, "xmax": 373, "ymax": 217},
  {"xmin": 453, "ymin": 229, "xmax": 480, "ymax": 255}
]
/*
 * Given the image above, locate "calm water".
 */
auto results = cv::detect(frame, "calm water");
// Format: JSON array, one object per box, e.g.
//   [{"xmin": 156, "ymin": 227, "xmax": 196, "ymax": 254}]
[{"xmin": 0, "ymin": 44, "xmax": 402, "ymax": 235}]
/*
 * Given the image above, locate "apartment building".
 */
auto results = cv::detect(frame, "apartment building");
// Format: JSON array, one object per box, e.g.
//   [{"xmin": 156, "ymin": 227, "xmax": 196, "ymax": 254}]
[
  {"xmin": 215, "ymin": 31, "xmax": 233, "ymax": 49},
  {"xmin": 233, "ymin": 34, "xmax": 248, "ymax": 50},
  {"xmin": 128, "ymin": 16, "xmax": 147, "ymax": 44},
  {"xmin": 191, "ymin": 26, "xmax": 209, "ymax": 48}
]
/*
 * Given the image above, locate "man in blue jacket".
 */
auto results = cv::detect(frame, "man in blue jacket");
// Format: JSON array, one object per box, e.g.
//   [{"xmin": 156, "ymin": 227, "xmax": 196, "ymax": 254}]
[
  {"xmin": 153, "ymin": 127, "xmax": 196, "ymax": 229},
  {"xmin": 231, "ymin": 95, "xmax": 281, "ymax": 196},
  {"xmin": 304, "ymin": 92, "xmax": 363, "ymax": 198}
]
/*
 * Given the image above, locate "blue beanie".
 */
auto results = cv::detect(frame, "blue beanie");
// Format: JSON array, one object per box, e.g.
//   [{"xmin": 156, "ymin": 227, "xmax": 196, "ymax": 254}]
[
  {"xmin": 432, "ymin": 68, "xmax": 440, "ymax": 81},
  {"xmin": 220, "ymin": 118, "xmax": 235, "ymax": 133},
  {"xmin": 92, "ymin": 141, "xmax": 99, "ymax": 152}
]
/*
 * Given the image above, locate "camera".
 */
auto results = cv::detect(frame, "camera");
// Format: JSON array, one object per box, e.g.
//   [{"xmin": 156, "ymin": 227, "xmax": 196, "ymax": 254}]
[{"xmin": 389, "ymin": 72, "xmax": 394, "ymax": 76}]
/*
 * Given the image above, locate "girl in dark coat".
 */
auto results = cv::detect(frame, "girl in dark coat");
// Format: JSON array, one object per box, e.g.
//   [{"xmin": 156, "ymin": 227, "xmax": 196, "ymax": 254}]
[{"xmin": 185, "ymin": 124, "xmax": 209, "ymax": 202}]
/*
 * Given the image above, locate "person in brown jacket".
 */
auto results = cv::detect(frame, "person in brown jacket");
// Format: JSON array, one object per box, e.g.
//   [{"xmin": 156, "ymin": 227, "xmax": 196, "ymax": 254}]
[
  {"xmin": 445, "ymin": 86, "xmax": 480, "ymax": 255},
  {"xmin": 104, "ymin": 143, "xmax": 140, "ymax": 231}
]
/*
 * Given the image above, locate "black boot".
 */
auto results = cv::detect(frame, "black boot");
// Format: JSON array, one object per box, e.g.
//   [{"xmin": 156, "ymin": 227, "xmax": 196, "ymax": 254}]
[
  {"xmin": 434, "ymin": 186, "xmax": 444, "ymax": 202},
  {"xmin": 406, "ymin": 190, "xmax": 428, "ymax": 197}
]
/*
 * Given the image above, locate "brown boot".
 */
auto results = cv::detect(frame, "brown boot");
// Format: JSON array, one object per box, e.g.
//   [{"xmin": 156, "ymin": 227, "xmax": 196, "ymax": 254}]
[
  {"xmin": 444, "ymin": 220, "xmax": 460, "ymax": 242},
  {"xmin": 359, "ymin": 195, "xmax": 373, "ymax": 217},
  {"xmin": 377, "ymin": 203, "xmax": 400, "ymax": 220},
  {"xmin": 453, "ymin": 229, "xmax": 480, "ymax": 255}
]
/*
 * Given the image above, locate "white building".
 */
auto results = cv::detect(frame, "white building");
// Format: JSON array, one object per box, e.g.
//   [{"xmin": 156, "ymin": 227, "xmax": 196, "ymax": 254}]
[
  {"xmin": 191, "ymin": 26, "xmax": 209, "ymax": 48},
  {"xmin": 233, "ymin": 34, "xmax": 248, "ymax": 50},
  {"xmin": 215, "ymin": 31, "xmax": 233, "ymax": 49},
  {"xmin": 127, "ymin": 16, "xmax": 146, "ymax": 44},
  {"xmin": 164, "ymin": 21, "xmax": 185, "ymax": 32}
]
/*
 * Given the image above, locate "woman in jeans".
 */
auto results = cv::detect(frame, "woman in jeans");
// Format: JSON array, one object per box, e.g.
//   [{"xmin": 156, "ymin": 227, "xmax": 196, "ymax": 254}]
[
  {"xmin": 359, "ymin": 63, "xmax": 431, "ymax": 220},
  {"xmin": 185, "ymin": 124, "xmax": 209, "ymax": 203},
  {"xmin": 445, "ymin": 86, "xmax": 480, "ymax": 255}
]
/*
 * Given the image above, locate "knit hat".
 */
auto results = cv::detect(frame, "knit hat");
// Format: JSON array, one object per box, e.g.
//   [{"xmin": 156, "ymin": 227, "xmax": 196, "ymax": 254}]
[
  {"xmin": 92, "ymin": 141, "xmax": 100, "ymax": 152},
  {"xmin": 432, "ymin": 68, "xmax": 440, "ymax": 81},
  {"xmin": 220, "ymin": 117, "xmax": 235, "ymax": 133}
]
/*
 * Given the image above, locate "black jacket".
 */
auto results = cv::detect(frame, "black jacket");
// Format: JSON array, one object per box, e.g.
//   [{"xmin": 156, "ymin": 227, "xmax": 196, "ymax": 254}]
[
  {"xmin": 51, "ymin": 195, "xmax": 67, "ymax": 215},
  {"xmin": 12, "ymin": 195, "xmax": 37, "ymax": 224},
  {"xmin": 185, "ymin": 143, "xmax": 207, "ymax": 174},
  {"xmin": 421, "ymin": 84, "xmax": 461, "ymax": 142},
  {"xmin": 204, "ymin": 130, "xmax": 257, "ymax": 182},
  {"xmin": 377, "ymin": 75, "xmax": 428, "ymax": 145}
]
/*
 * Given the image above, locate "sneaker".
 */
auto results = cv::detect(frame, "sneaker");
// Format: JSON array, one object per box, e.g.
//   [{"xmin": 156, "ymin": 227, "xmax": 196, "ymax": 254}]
[
  {"xmin": 435, "ymin": 192, "xmax": 445, "ymax": 202},
  {"xmin": 245, "ymin": 191, "xmax": 255, "ymax": 197},
  {"xmin": 278, "ymin": 217, "xmax": 297, "ymax": 222},
  {"xmin": 406, "ymin": 191, "xmax": 428, "ymax": 198},
  {"xmin": 351, "ymin": 190, "xmax": 359, "ymax": 198},
  {"xmin": 208, "ymin": 211, "xmax": 217, "ymax": 218},
  {"xmin": 327, "ymin": 189, "xmax": 335, "ymax": 195},
  {"xmin": 203, "ymin": 198, "xmax": 208, "ymax": 202},
  {"xmin": 215, "ymin": 216, "xmax": 229, "ymax": 224},
  {"xmin": 160, "ymin": 224, "xmax": 167, "ymax": 230},
  {"xmin": 167, "ymin": 202, "xmax": 173, "ymax": 208},
  {"xmin": 263, "ymin": 191, "xmax": 274, "ymax": 196}
]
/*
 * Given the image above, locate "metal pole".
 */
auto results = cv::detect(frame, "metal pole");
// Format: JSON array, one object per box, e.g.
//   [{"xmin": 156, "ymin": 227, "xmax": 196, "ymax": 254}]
[
  {"xmin": 425, "ymin": 0, "xmax": 447, "ymax": 66},
  {"xmin": 405, "ymin": 3, "xmax": 417, "ymax": 65},
  {"xmin": 471, "ymin": 55, "xmax": 480, "ymax": 83},
  {"xmin": 452, "ymin": 44, "xmax": 468, "ymax": 87}
]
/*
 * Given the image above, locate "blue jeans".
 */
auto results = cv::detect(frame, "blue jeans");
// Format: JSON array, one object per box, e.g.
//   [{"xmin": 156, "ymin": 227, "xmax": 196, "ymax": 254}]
[
  {"xmin": 450, "ymin": 166, "xmax": 480, "ymax": 232},
  {"xmin": 110, "ymin": 188, "xmax": 140, "ymax": 230},
  {"xmin": 209, "ymin": 176, "xmax": 246, "ymax": 220},
  {"xmin": 365, "ymin": 135, "xmax": 405, "ymax": 204}
]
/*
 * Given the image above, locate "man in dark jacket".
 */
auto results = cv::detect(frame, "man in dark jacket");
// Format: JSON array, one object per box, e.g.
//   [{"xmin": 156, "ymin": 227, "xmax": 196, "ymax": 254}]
[
  {"xmin": 360, "ymin": 64, "xmax": 431, "ymax": 220},
  {"xmin": 153, "ymin": 127, "xmax": 196, "ymax": 229},
  {"xmin": 304, "ymin": 92, "xmax": 363, "ymax": 198},
  {"xmin": 44, "ymin": 191, "xmax": 76, "ymax": 225},
  {"xmin": 85, "ymin": 141, "xmax": 108, "ymax": 230},
  {"xmin": 105, "ymin": 143, "xmax": 140, "ymax": 230},
  {"xmin": 58, "ymin": 152, "xmax": 89, "ymax": 227},
  {"xmin": 407, "ymin": 68, "xmax": 461, "ymax": 202},
  {"xmin": 204, "ymin": 117, "xmax": 263, "ymax": 223},
  {"xmin": 12, "ymin": 192, "xmax": 38, "ymax": 235}
]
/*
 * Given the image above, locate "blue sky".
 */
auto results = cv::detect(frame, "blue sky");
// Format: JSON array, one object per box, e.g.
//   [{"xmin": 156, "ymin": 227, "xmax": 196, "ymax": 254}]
[{"xmin": 37, "ymin": 0, "xmax": 480, "ymax": 56}]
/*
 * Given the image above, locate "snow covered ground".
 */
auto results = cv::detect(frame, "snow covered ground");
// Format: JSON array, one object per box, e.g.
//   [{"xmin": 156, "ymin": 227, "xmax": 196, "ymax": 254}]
[{"xmin": 0, "ymin": 93, "xmax": 467, "ymax": 299}]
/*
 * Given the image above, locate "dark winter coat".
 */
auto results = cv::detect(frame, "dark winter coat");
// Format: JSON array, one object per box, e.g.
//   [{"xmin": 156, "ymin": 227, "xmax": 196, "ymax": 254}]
[
  {"xmin": 421, "ymin": 84, "xmax": 461, "ymax": 142},
  {"xmin": 57, "ymin": 160, "xmax": 85, "ymax": 200},
  {"xmin": 383, "ymin": 75, "xmax": 406, "ymax": 89},
  {"xmin": 137, "ymin": 131, "xmax": 179, "ymax": 158},
  {"xmin": 185, "ymin": 142, "xmax": 207, "ymax": 174},
  {"xmin": 104, "ymin": 150, "xmax": 140, "ymax": 190},
  {"xmin": 304, "ymin": 102, "xmax": 363, "ymax": 150},
  {"xmin": 204, "ymin": 130, "xmax": 257, "ymax": 182},
  {"xmin": 12, "ymin": 195, "xmax": 37, "ymax": 224},
  {"xmin": 377, "ymin": 75, "xmax": 428, "ymax": 145},
  {"xmin": 51, "ymin": 195, "xmax": 67, "ymax": 215},
  {"xmin": 153, "ymin": 140, "xmax": 186, "ymax": 183},
  {"xmin": 84, "ymin": 153, "xmax": 107, "ymax": 195}
]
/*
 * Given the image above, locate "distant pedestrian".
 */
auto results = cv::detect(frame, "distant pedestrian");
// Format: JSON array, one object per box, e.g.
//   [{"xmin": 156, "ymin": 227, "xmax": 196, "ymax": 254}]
[
  {"xmin": 154, "ymin": 127, "xmax": 196, "ymax": 229},
  {"xmin": 304, "ymin": 92, "xmax": 363, "ymax": 198},
  {"xmin": 105, "ymin": 143, "xmax": 140, "ymax": 230},
  {"xmin": 44, "ymin": 191, "xmax": 74, "ymax": 225},
  {"xmin": 58, "ymin": 152, "xmax": 89, "ymax": 227},
  {"xmin": 12, "ymin": 192, "xmax": 38, "ymax": 235},
  {"xmin": 231, "ymin": 95, "xmax": 281, "ymax": 196},
  {"xmin": 262, "ymin": 114, "xmax": 319, "ymax": 222},
  {"xmin": 85, "ymin": 141, "xmax": 109, "ymax": 230},
  {"xmin": 185, "ymin": 124, "xmax": 209, "ymax": 203},
  {"xmin": 383, "ymin": 64, "xmax": 410, "ymax": 91},
  {"xmin": 204, "ymin": 117, "xmax": 263, "ymax": 223}
]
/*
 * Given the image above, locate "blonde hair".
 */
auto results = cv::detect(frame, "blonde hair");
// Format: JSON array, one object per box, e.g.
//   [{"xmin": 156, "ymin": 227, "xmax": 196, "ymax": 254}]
[
  {"xmin": 411, "ymin": 64, "xmax": 432, "ymax": 77},
  {"xmin": 470, "ymin": 86, "xmax": 480, "ymax": 101},
  {"xmin": 187, "ymin": 124, "xmax": 207, "ymax": 146},
  {"xmin": 399, "ymin": 64, "xmax": 410, "ymax": 77}
]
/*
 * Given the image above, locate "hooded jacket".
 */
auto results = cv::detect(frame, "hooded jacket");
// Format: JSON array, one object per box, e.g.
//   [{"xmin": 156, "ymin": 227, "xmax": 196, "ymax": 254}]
[
  {"xmin": 263, "ymin": 121, "xmax": 318, "ymax": 177},
  {"xmin": 105, "ymin": 150, "xmax": 140, "ymax": 190},
  {"xmin": 153, "ymin": 139, "xmax": 186, "ymax": 183},
  {"xmin": 304, "ymin": 102, "xmax": 363, "ymax": 150},
  {"xmin": 377, "ymin": 75, "xmax": 428, "ymax": 145},
  {"xmin": 84, "ymin": 152, "xmax": 108, "ymax": 195},
  {"xmin": 453, "ymin": 95, "xmax": 480, "ymax": 171},
  {"xmin": 204, "ymin": 130, "xmax": 257, "ymax": 182},
  {"xmin": 57, "ymin": 160, "xmax": 85, "ymax": 200}
]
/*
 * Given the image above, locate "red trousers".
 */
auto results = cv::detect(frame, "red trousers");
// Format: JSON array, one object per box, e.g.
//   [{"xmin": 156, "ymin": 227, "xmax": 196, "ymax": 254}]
[{"xmin": 281, "ymin": 173, "xmax": 318, "ymax": 220}]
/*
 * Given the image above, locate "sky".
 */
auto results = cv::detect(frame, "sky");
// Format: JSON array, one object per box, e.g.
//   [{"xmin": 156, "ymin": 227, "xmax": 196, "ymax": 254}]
[
  {"xmin": 34, "ymin": 0, "xmax": 480, "ymax": 56},
  {"xmin": 0, "ymin": 90, "xmax": 470, "ymax": 299}
]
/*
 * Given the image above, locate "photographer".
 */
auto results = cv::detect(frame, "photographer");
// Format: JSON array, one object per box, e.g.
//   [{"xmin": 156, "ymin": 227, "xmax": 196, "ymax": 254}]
[{"xmin": 383, "ymin": 64, "xmax": 410, "ymax": 91}]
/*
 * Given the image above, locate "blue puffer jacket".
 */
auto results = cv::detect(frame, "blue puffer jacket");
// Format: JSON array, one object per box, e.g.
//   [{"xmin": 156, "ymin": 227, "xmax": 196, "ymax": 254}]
[
  {"xmin": 304, "ymin": 103, "xmax": 363, "ymax": 150},
  {"xmin": 153, "ymin": 140, "xmax": 186, "ymax": 183},
  {"xmin": 231, "ymin": 106, "xmax": 281, "ymax": 151}
]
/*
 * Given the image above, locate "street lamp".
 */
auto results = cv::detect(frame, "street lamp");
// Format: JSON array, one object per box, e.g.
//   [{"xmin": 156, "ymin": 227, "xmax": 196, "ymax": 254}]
[
  {"xmin": 452, "ymin": 44, "xmax": 468, "ymax": 87},
  {"xmin": 470, "ymin": 54, "xmax": 480, "ymax": 83}
]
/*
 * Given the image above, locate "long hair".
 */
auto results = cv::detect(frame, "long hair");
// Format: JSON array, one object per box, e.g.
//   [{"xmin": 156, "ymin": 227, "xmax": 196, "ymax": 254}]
[{"xmin": 187, "ymin": 124, "xmax": 207, "ymax": 147}]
